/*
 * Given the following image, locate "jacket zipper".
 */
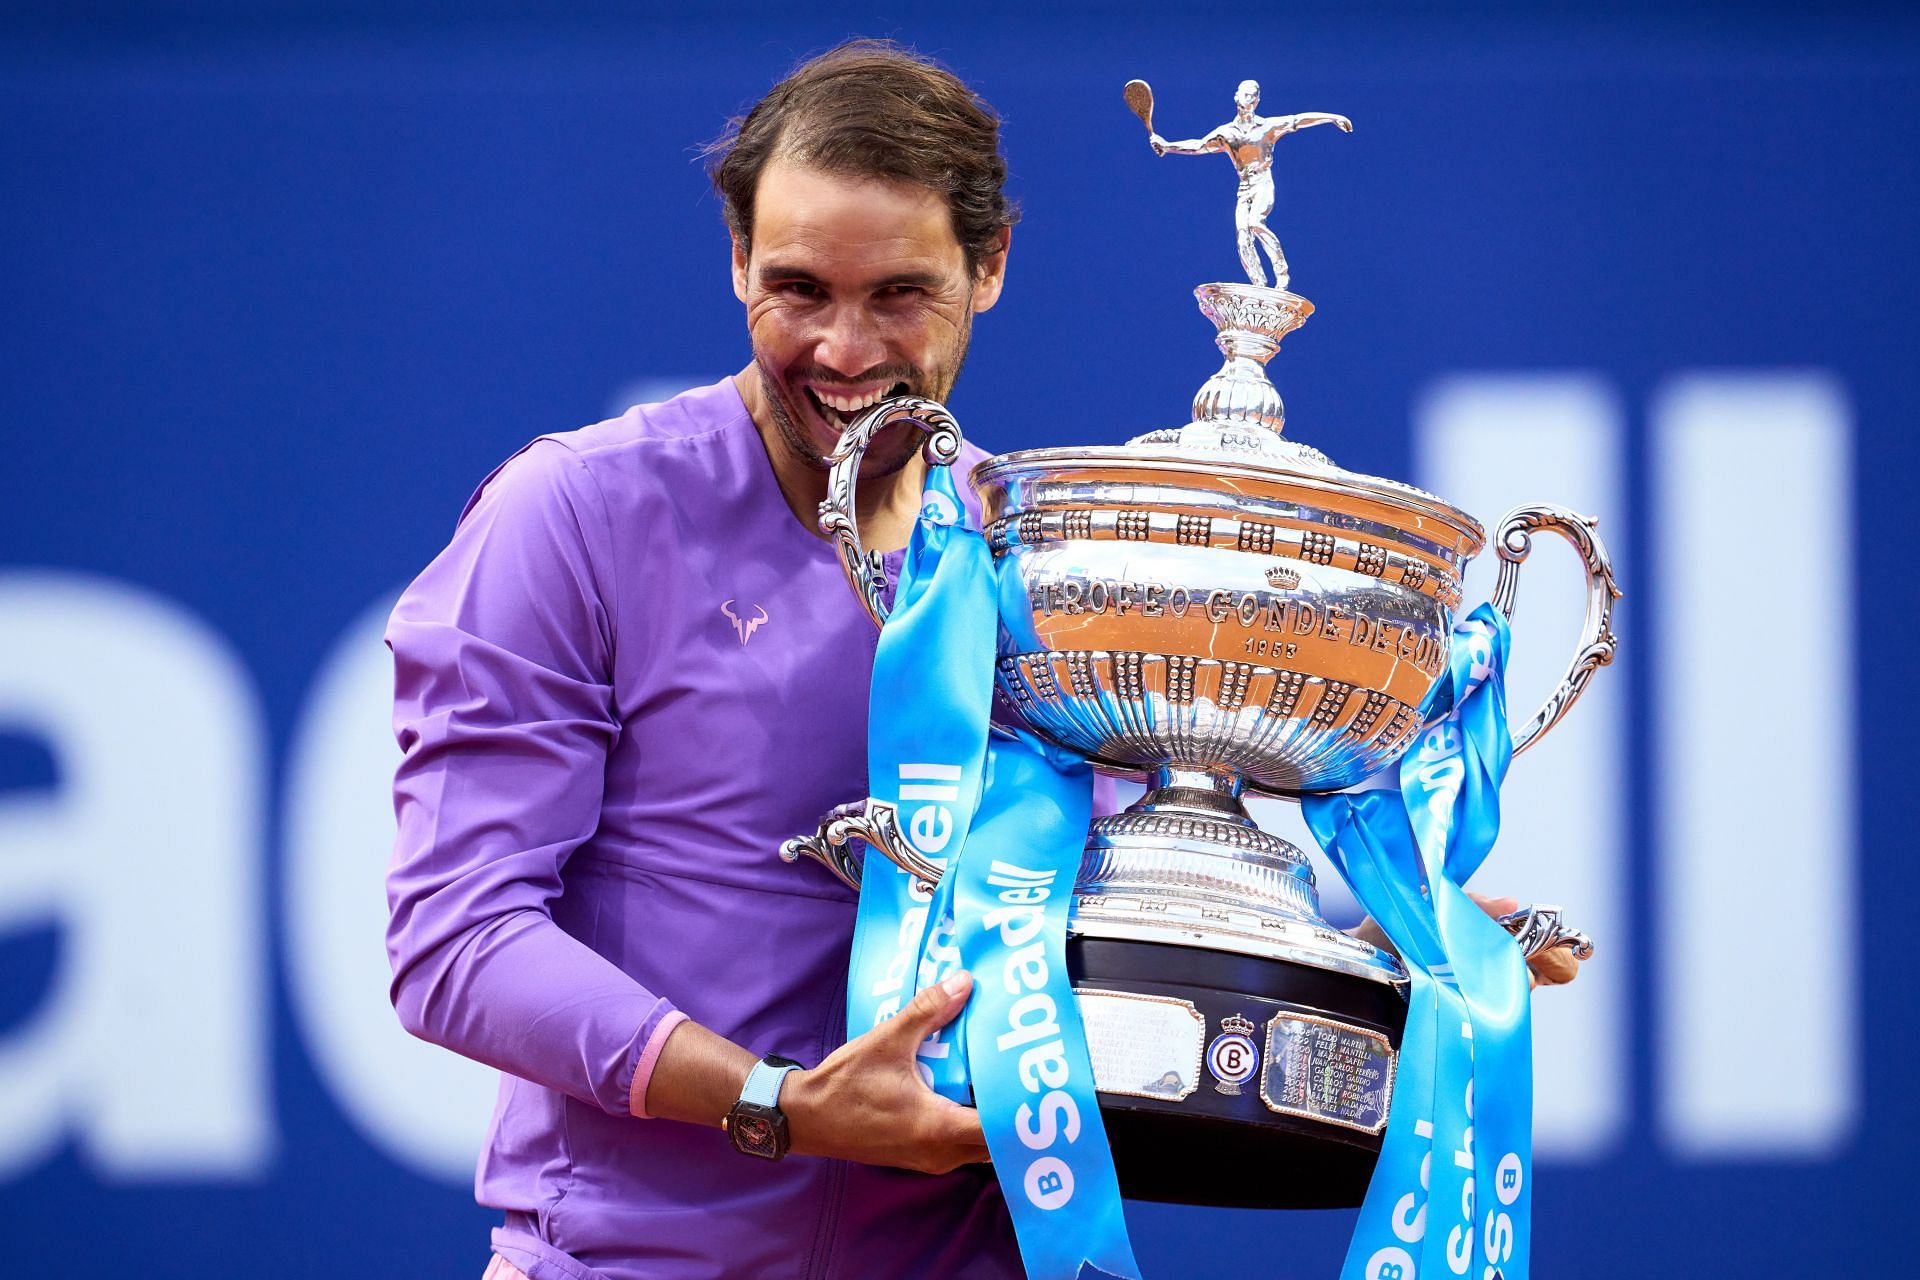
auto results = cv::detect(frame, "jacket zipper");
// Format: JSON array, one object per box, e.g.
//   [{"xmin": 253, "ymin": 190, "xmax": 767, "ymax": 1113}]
[{"xmin": 802, "ymin": 968, "xmax": 853, "ymax": 1280}]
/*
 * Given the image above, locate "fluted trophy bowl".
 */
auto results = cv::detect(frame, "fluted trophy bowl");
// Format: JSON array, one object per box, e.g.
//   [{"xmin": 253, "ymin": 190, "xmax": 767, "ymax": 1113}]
[{"xmin": 978, "ymin": 440, "xmax": 1479, "ymax": 794}]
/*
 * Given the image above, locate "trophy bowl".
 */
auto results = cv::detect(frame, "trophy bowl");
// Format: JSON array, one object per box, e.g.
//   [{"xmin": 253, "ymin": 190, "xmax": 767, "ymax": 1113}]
[
  {"xmin": 977, "ymin": 435, "xmax": 1479, "ymax": 795},
  {"xmin": 785, "ymin": 86, "xmax": 1617, "ymax": 1207}
]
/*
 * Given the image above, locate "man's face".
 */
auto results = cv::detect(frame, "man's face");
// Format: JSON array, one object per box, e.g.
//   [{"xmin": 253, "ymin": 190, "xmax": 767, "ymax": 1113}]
[
  {"xmin": 732, "ymin": 154, "xmax": 1008, "ymax": 474},
  {"xmin": 1235, "ymin": 81, "xmax": 1260, "ymax": 113}
]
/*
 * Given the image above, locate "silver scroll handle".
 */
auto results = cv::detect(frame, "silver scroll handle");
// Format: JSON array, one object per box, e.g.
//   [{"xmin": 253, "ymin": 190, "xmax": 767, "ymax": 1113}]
[
  {"xmin": 819, "ymin": 395, "xmax": 966, "ymax": 630},
  {"xmin": 1496, "ymin": 904, "xmax": 1596, "ymax": 962},
  {"xmin": 778, "ymin": 798, "xmax": 937, "ymax": 892},
  {"xmin": 795, "ymin": 395, "xmax": 969, "ymax": 890},
  {"xmin": 1487, "ymin": 504, "xmax": 1624, "ymax": 759}
]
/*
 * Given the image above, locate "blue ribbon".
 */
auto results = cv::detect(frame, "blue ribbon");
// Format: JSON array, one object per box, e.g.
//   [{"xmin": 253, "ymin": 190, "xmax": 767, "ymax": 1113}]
[
  {"xmin": 1303, "ymin": 605, "xmax": 1534, "ymax": 1280},
  {"xmin": 846, "ymin": 464, "xmax": 994, "ymax": 1096},
  {"xmin": 848, "ymin": 466, "xmax": 1141, "ymax": 1280}
]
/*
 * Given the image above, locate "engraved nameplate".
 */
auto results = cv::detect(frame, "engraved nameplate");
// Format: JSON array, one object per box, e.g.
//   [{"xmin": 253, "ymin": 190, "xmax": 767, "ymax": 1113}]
[
  {"xmin": 1259, "ymin": 1012, "xmax": 1395, "ymax": 1134},
  {"xmin": 1075, "ymin": 988, "xmax": 1206, "ymax": 1102}
]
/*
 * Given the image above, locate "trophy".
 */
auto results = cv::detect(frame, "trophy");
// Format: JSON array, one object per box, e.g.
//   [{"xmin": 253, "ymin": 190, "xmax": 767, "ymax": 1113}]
[{"xmin": 783, "ymin": 78, "xmax": 1617, "ymax": 1210}]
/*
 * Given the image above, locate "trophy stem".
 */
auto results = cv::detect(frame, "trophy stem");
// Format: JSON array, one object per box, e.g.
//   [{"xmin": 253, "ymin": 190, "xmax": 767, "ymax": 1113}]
[
  {"xmin": 1187, "ymin": 283, "xmax": 1312, "ymax": 436},
  {"xmin": 1131, "ymin": 765, "xmax": 1255, "ymax": 824},
  {"xmin": 1077, "ymin": 764, "xmax": 1404, "ymax": 988}
]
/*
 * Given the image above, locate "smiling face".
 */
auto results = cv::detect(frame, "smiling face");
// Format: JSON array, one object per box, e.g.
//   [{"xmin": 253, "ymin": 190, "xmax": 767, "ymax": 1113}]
[{"xmin": 732, "ymin": 154, "xmax": 1008, "ymax": 478}]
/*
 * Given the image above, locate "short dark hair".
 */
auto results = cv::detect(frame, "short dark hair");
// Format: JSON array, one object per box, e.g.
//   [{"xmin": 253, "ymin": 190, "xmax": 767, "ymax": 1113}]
[{"xmin": 707, "ymin": 39, "xmax": 1019, "ymax": 277}]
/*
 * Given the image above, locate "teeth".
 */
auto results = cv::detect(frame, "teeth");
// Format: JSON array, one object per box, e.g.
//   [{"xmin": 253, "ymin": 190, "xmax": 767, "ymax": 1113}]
[{"xmin": 812, "ymin": 386, "xmax": 891, "ymax": 415}]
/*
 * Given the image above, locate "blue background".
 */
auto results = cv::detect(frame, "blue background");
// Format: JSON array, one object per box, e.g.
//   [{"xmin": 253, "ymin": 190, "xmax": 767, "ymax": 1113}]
[{"xmin": 2, "ymin": 2, "xmax": 1914, "ymax": 1275}]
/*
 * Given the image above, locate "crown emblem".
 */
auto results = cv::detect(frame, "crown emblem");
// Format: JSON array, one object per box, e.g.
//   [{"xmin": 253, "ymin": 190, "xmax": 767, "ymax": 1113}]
[
  {"xmin": 1221, "ymin": 1013, "xmax": 1256, "ymax": 1037},
  {"xmin": 1264, "ymin": 565, "xmax": 1300, "ymax": 589}
]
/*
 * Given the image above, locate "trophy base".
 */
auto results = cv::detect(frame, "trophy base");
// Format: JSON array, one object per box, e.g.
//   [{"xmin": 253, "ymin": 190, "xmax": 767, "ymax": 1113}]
[{"xmin": 1067, "ymin": 934, "xmax": 1407, "ymax": 1209}]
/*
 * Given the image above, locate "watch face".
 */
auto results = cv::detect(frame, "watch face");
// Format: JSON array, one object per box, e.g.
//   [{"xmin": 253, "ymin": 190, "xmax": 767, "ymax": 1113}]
[{"xmin": 730, "ymin": 1109, "xmax": 782, "ymax": 1158}]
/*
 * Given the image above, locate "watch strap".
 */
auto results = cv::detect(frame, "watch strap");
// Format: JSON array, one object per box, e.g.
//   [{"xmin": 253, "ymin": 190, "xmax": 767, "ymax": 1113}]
[{"xmin": 738, "ymin": 1055, "xmax": 801, "ymax": 1110}]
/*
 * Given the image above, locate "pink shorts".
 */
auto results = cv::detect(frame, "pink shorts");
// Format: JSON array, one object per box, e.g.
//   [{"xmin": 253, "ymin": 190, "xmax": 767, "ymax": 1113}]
[{"xmin": 483, "ymin": 1256, "xmax": 532, "ymax": 1280}]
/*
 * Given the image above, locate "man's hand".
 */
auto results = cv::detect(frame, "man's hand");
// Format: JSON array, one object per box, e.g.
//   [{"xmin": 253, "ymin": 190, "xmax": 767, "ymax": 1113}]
[
  {"xmin": 1149, "ymin": 133, "xmax": 1168, "ymax": 156},
  {"xmin": 783, "ymin": 972, "xmax": 990, "ymax": 1174},
  {"xmin": 1349, "ymin": 892, "xmax": 1585, "ymax": 990}
]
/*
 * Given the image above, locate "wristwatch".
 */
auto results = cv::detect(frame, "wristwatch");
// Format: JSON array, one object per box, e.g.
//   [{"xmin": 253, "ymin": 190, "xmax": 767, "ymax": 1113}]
[{"xmin": 724, "ymin": 1054, "xmax": 803, "ymax": 1160}]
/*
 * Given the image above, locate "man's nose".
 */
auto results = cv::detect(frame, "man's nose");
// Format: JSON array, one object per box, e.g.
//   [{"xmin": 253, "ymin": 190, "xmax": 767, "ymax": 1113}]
[{"xmin": 813, "ymin": 304, "xmax": 888, "ymax": 379}]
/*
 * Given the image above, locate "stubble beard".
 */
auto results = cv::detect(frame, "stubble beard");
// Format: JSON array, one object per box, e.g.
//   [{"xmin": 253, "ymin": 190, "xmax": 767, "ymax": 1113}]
[{"xmin": 755, "ymin": 308, "xmax": 974, "ymax": 478}]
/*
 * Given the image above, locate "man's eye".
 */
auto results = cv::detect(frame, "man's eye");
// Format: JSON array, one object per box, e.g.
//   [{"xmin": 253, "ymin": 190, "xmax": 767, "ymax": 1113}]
[
  {"xmin": 774, "ymin": 281, "xmax": 820, "ymax": 298},
  {"xmin": 879, "ymin": 285, "xmax": 923, "ymax": 301}
]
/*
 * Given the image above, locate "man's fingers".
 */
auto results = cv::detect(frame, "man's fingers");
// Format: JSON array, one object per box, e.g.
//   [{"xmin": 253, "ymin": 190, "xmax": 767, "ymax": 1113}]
[
  {"xmin": 931, "ymin": 1100, "xmax": 991, "ymax": 1168},
  {"xmin": 882, "ymin": 971, "xmax": 973, "ymax": 1047},
  {"xmin": 940, "ymin": 1098, "xmax": 986, "ymax": 1146},
  {"xmin": 1528, "ymin": 946, "xmax": 1581, "ymax": 988},
  {"xmin": 1467, "ymin": 891, "xmax": 1521, "ymax": 919}
]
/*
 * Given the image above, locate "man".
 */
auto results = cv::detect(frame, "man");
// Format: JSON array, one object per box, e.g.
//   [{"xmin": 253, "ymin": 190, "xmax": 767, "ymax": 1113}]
[
  {"xmin": 388, "ymin": 43, "xmax": 1577, "ymax": 1280},
  {"xmin": 1149, "ymin": 79, "xmax": 1353, "ymax": 291},
  {"xmin": 387, "ymin": 41, "xmax": 1025, "ymax": 1280}
]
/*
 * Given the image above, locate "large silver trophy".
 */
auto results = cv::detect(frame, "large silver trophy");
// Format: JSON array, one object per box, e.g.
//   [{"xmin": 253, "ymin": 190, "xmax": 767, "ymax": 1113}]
[{"xmin": 784, "ymin": 79, "xmax": 1619, "ymax": 1209}]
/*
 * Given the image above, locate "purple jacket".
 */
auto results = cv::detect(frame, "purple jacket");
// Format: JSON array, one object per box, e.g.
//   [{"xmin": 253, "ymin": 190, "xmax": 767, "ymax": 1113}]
[{"xmin": 386, "ymin": 379, "xmax": 1022, "ymax": 1280}]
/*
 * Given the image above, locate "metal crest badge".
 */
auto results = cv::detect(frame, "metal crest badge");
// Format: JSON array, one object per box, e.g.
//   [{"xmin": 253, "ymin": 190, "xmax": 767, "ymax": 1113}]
[{"xmin": 1207, "ymin": 1014, "xmax": 1260, "ymax": 1095}]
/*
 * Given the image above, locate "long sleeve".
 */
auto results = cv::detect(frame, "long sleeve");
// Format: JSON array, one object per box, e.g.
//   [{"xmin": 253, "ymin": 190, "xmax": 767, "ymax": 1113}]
[{"xmin": 385, "ymin": 437, "xmax": 677, "ymax": 1118}]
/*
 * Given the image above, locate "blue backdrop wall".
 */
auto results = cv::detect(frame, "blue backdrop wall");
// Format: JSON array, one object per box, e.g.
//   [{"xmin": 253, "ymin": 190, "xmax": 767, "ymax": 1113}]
[{"xmin": 2, "ymin": 3, "xmax": 1914, "ymax": 1275}]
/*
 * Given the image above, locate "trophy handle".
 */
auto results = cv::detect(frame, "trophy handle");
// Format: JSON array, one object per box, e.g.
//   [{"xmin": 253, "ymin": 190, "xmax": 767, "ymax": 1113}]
[
  {"xmin": 1496, "ymin": 903, "xmax": 1596, "ymax": 961},
  {"xmin": 820, "ymin": 396, "xmax": 967, "ymax": 630},
  {"xmin": 1487, "ymin": 504, "xmax": 1623, "ymax": 758},
  {"xmin": 779, "ymin": 798, "xmax": 943, "ymax": 891}
]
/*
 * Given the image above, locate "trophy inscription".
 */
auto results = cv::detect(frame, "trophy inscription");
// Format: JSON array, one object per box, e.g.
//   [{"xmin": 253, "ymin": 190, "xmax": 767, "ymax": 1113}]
[
  {"xmin": 1077, "ymin": 989, "xmax": 1206, "ymax": 1103},
  {"xmin": 784, "ymin": 76, "xmax": 1621, "ymax": 1210},
  {"xmin": 1261, "ymin": 1012, "xmax": 1395, "ymax": 1134}
]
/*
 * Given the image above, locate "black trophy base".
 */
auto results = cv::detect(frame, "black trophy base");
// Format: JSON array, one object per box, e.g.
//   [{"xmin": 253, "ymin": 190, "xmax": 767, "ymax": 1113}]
[{"xmin": 1066, "ymin": 934, "xmax": 1408, "ymax": 1210}]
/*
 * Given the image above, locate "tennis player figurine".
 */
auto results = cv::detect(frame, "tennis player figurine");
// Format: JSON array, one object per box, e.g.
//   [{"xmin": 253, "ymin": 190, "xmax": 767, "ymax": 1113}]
[{"xmin": 1130, "ymin": 78, "xmax": 1352, "ymax": 292}]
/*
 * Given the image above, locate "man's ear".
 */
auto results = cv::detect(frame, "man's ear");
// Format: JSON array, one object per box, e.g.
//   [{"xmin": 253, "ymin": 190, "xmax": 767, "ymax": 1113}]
[
  {"xmin": 970, "ymin": 226, "xmax": 1012, "ymax": 314},
  {"xmin": 731, "ymin": 231, "xmax": 750, "ymax": 304}
]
